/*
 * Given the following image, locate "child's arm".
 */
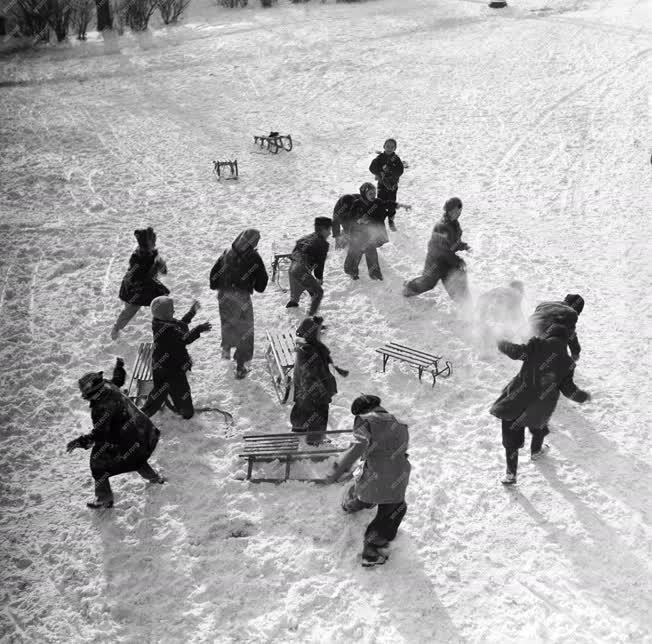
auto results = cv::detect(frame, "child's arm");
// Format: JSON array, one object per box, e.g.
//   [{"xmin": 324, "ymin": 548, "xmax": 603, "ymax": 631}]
[
  {"xmin": 497, "ymin": 340, "xmax": 529, "ymax": 361},
  {"xmin": 559, "ymin": 368, "xmax": 590, "ymax": 402}
]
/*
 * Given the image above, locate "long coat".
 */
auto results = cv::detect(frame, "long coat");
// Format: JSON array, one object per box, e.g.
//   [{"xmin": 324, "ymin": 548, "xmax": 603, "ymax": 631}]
[
  {"xmin": 151, "ymin": 308, "xmax": 203, "ymax": 373},
  {"xmin": 77, "ymin": 382, "xmax": 160, "ymax": 477},
  {"xmin": 292, "ymin": 339, "xmax": 337, "ymax": 406},
  {"xmin": 349, "ymin": 197, "xmax": 393, "ymax": 251},
  {"xmin": 352, "ymin": 409, "xmax": 411, "ymax": 505},
  {"xmin": 369, "ymin": 153, "xmax": 405, "ymax": 191},
  {"xmin": 119, "ymin": 248, "xmax": 169, "ymax": 306},
  {"xmin": 490, "ymin": 326, "xmax": 588, "ymax": 428}
]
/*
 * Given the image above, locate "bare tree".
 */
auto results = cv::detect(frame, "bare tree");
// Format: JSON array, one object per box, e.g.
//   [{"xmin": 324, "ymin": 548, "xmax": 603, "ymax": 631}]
[
  {"xmin": 158, "ymin": 0, "xmax": 190, "ymax": 24},
  {"xmin": 71, "ymin": 0, "xmax": 95, "ymax": 38},
  {"xmin": 95, "ymin": 0, "xmax": 112, "ymax": 30}
]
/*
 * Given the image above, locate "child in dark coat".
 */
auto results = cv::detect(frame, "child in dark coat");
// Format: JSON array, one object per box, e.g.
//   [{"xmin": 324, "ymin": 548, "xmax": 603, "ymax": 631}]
[
  {"xmin": 210, "ymin": 229, "xmax": 268, "ymax": 379},
  {"xmin": 403, "ymin": 197, "xmax": 471, "ymax": 303},
  {"xmin": 290, "ymin": 316, "xmax": 347, "ymax": 446},
  {"xmin": 369, "ymin": 138, "xmax": 405, "ymax": 231},
  {"xmin": 326, "ymin": 395, "xmax": 411, "ymax": 567},
  {"xmin": 112, "ymin": 227, "xmax": 169, "ymax": 340},
  {"xmin": 287, "ymin": 218, "xmax": 332, "ymax": 315},
  {"xmin": 332, "ymin": 193, "xmax": 358, "ymax": 249},
  {"xmin": 67, "ymin": 358, "xmax": 164, "ymax": 509},
  {"xmin": 140, "ymin": 296, "xmax": 212, "ymax": 419},
  {"xmin": 490, "ymin": 324, "xmax": 591, "ymax": 484}
]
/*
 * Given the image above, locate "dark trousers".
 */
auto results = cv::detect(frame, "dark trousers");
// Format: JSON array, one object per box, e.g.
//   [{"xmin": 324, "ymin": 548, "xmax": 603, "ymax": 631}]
[
  {"xmin": 141, "ymin": 368, "xmax": 194, "ymax": 419},
  {"xmin": 377, "ymin": 185, "xmax": 397, "ymax": 223},
  {"xmin": 344, "ymin": 244, "xmax": 381, "ymax": 279},
  {"xmin": 404, "ymin": 264, "xmax": 469, "ymax": 301},
  {"xmin": 94, "ymin": 463, "xmax": 160, "ymax": 502},
  {"xmin": 288, "ymin": 262, "xmax": 323, "ymax": 315},
  {"xmin": 290, "ymin": 399, "xmax": 329, "ymax": 445},
  {"xmin": 501, "ymin": 419, "xmax": 550, "ymax": 475},
  {"xmin": 342, "ymin": 484, "xmax": 407, "ymax": 547},
  {"xmin": 218, "ymin": 290, "xmax": 254, "ymax": 368}
]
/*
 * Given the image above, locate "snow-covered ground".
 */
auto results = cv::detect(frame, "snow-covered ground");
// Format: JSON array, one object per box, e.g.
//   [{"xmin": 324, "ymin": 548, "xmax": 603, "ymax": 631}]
[{"xmin": 1, "ymin": 0, "xmax": 651, "ymax": 641}]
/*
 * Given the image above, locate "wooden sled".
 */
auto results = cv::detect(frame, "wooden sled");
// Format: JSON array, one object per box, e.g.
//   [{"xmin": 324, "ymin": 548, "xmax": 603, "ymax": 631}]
[
  {"xmin": 213, "ymin": 159, "xmax": 238, "ymax": 180},
  {"xmin": 265, "ymin": 329, "xmax": 296, "ymax": 404},
  {"xmin": 375, "ymin": 341, "xmax": 452, "ymax": 387},
  {"xmin": 238, "ymin": 429, "xmax": 352, "ymax": 482},
  {"xmin": 253, "ymin": 132, "xmax": 293, "ymax": 154},
  {"xmin": 125, "ymin": 341, "xmax": 154, "ymax": 406},
  {"xmin": 270, "ymin": 241, "xmax": 293, "ymax": 292}
]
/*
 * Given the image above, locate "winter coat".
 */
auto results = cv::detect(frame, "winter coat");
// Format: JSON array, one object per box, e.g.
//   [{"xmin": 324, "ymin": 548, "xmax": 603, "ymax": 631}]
[
  {"xmin": 119, "ymin": 248, "xmax": 169, "ymax": 306},
  {"xmin": 529, "ymin": 299, "xmax": 582, "ymax": 358},
  {"xmin": 291, "ymin": 232, "xmax": 330, "ymax": 281},
  {"xmin": 292, "ymin": 337, "xmax": 337, "ymax": 406},
  {"xmin": 151, "ymin": 307, "xmax": 203, "ymax": 373},
  {"xmin": 352, "ymin": 408, "xmax": 411, "ymax": 505},
  {"xmin": 369, "ymin": 153, "xmax": 405, "ymax": 191},
  {"xmin": 424, "ymin": 215, "xmax": 467, "ymax": 274},
  {"xmin": 76, "ymin": 369, "xmax": 160, "ymax": 477},
  {"xmin": 210, "ymin": 234, "xmax": 268, "ymax": 294},
  {"xmin": 332, "ymin": 194, "xmax": 358, "ymax": 238},
  {"xmin": 490, "ymin": 325, "xmax": 589, "ymax": 428},
  {"xmin": 349, "ymin": 197, "xmax": 393, "ymax": 250}
]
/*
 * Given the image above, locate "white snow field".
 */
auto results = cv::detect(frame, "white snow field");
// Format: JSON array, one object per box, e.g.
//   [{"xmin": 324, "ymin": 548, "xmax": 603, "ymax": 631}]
[{"xmin": 1, "ymin": 0, "xmax": 651, "ymax": 641}]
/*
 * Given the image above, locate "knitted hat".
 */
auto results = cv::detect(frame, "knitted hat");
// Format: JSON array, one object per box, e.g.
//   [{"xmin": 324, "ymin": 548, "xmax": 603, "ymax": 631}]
[
  {"xmin": 564, "ymin": 294, "xmax": 584, "ymax": 315},
  {"xmin": 134, "ymin": 227, "xmax": 156, "ymax": 248},
  {"xmin": 359, "ymin": 182, "xmax": 376, "ymax": 197},
  {"xmin": 351, "ymin": 394, "xmax": 381, "ymax": 416},
  {"xmin": 151, "ymin": 295, "xmax": 174, "ymax": 320},
  {"xmin": 296, "ymin": 316, "xmax": 324, "ymax": 340},
  {"xmin": 444, "ymin": 197, "xmax": 463, "ymax": 213},
  {"xmin": 78, "ymin": 371, "xmax": 105, "ymax": 398},
  {"xmin": 314, "ymin": 217, "xmax": 333, "ymax": 230}
]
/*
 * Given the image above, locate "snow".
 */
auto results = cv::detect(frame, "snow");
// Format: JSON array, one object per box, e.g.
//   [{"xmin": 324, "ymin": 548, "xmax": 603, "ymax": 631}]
[{"xmin": 1, "ymin": 0, "xmax": 651, "ymax": 641}]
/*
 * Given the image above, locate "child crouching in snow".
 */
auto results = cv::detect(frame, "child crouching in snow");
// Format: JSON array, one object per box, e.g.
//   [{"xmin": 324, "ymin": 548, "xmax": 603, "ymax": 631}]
[{"xmin": 326, "ymin": 395, "xmax": 411, "ymax": 567}]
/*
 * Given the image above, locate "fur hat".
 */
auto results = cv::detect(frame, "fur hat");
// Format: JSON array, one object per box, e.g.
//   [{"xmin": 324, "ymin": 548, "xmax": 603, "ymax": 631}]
[
  {"xmin": 151, "ymin": 295, "xmax": 174, "ymax": 320},
  {"xmin": 351, "ymin": 394, "xmax": 381, "ymax": 416},
  {"xmin": 78, "ymin": 371, "xmax": 105, "ymax": 399},
  {"xmin": 314, "ymin": 217, "xmax": 333, "ymax": 230},
  {"xmin": 296, "ymin": 316, "xmax": 324, "ymax": 340},
  {"xmin": 134, "ymin": 227, "xmax": 156, "ymax": 248},
  {"xmin": 359, "ymin": 182, "xmax": 376, "ymax": 197},
  {"xmin": 564, "ymin": 293, "xmax": 584, "ymax": 315}
]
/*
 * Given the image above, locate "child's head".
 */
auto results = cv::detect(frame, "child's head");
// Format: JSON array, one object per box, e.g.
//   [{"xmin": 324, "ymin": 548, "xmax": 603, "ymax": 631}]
[
  {"xmin": 78, "ymin": 371, "xmax": 105, "ymax": 400},
  {"xmin": 383, "ymin": 138, "xmax": 397, "ymax": 154},
  {"xmin": 359, "ymin": 182, "xmax": 376, "ymax": 202},
  {"xmin": 296, "ymin": 316, "xmax": 324, "ymax": 343},
  {"xmin": 443, "ymin": 197, "xmax": 463, "ymax": 220},
  {"xmin": 151, "ymin": 295, "xmax": 174, "ymax": 321},
  {"xmin": 509, "ymin": 280, "xmax": 525, "ymax": 296},
  {"xmin": 134, "ymin": 227, "xmax": 156, "ymax": 250},
  {"xmin": 314, "ymin": 217, "xmax": 332, "ymax": 239},
  {"xmin": 351, "ymin": 394, "xmax": 382, "ymax": 416}
]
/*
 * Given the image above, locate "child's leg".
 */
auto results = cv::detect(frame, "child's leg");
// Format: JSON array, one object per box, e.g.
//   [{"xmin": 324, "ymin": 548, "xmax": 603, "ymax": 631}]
[
  {"xmin": 365, "ymin": 501, "xmax": 407, "ymax": 546},
  {"xmin": 113, "ymin": 303, "xmax": 140, "ymax": 334},
  {"xmin": 502, "ymin": 419, "xmax": 525, "ymax": 476},
  {"xmin": 529, "ymin": 426, "xmax": 550, "ymax": 454}
]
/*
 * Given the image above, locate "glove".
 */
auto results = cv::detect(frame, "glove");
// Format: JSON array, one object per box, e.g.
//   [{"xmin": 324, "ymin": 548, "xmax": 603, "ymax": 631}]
[
  {"xmin": 457, "ymin": 242, "xmax": 470, "ymax": 252},
  {"xmin": 115, "ymin": 357, "xmax": 124, "ymax": 368},
  {"xmin": 388, "ymin": 220, "xmax": 397, "ymax": 232},
  {"xmin": 195, "ymin": 322, "xmax": 212, "ymax": 334},
  {"xmin": 574, "ymin": 390, "xmax": 591, "ymax": 403},
  {"xmin": 66, "ymin": 438, "xmax": 82, "ymax": 454},
  {"xmin": 323, "ymin": 462, "xmax": 340, "ymax": 484},
  {"xmin": 571, "ymin": 353, "xmax": 580, "ymax": 362}
]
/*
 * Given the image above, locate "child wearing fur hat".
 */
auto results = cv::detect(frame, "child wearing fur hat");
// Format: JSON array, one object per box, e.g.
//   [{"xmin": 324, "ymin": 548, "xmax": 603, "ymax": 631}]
[
  {"xmin": 326, "ymin": 395, "xmax": 410, "ymax": 567},
  {"xmin": 210, "ymin": 229, "xmax": 268, "ymax": 380},
  {"xmin": 111, "ymin": 227, "xmax": 169, "ymax": 340},
  {"xmin": 403, "ymin": 197, "xmax": 470, "ymax": 302},
  {"xmin": 286, "ymin": 218, "xmax": 332, "ymax": 315},
  {"xmin": 490, "ymin": 325, "xmax": 591, "ymax": 485},
  {"xmin": 290, "ymin": 316, "xmax": 348, "ymax": 446},
  {"xmin": 140, "ymin": 296, "xmax": 212, "ymax": 419},
  {"xmin": 369, "ymin": 138, "xmax": 405, "ymax": 231},
  {"xmin": 344, "ymin": 183, "xmax": 410, "ymax": 281},
  {"xmin": 66, "ymin": 358, "xmax": 164, "ymax": 509}
]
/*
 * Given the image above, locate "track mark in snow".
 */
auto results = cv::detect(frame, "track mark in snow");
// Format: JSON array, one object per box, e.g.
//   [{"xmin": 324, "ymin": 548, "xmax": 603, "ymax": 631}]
[
  {"xmin": 28, "ymin": 250, "xmax": 45, "ymax": 341},
  {"xmin": 0, "ymin": 250, "xmax": 18, "ymax": 314}
]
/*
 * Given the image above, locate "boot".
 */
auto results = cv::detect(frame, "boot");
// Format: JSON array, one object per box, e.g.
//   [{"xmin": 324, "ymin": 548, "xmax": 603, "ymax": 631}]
[
  {"xmin": 235, "ymin": 365, "xmax": 249, "ymax": 380},
  {"xmin": 221, "ymin": 348, "xmax": 231, "ymax": 360},
  {"xmin": 501, "ymin": 472, "xmax": 517, "ymax": 485},
  {"xmin": 285, "ymin": 300, "xmax": 299, "ymax": 308},
  {"xmin": 87, "ymin": 498, "xmax": 114, "ymax": 509},
  {"xmin": 531, "ymin": 444, "xmax": 550, "ymax": 461},
  {"xmin": 362, "ymin": 543, "xmax": 388, "ymax": 567}
]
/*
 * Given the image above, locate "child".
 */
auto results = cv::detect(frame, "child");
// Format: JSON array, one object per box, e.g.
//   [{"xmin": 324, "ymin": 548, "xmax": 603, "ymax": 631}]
[
  {"xmin": 403, "ymin": 197, "xmax": 470, "ymax": 303},
  {"xmin": 210, "ymin": 229, "xmax": 268, "ymax": 379},
  {"xmin": 326, "ymin": 395, "xmax": 410, "ymax": 567},
  {"xmin": 490, "ymin": 324, "xmax": 591, "ymax": 485},
  {"xmin": 286, "ymin": 217, "xmax": 332, "ymax": 315},
  {"xmin": 332, "ymin": 192, "xmax": 358, "ymax": 249},
  {"xmin": 475, "ymin": 281, "xmax": 526, "ymax": 352},
  {"xmin": 529, "ymin": 294, "xmax": 584, "ymax": 361},
  {"xmin": 66, "ymin": 358, "xmax": 164, "ymax": 509},
  {"xmin": 140, "ymin": 296, "xmax": 212, "ymax": 419},
  {"xmin": 112, "ymin": 227, "xmax": 169, "ymax": 340},
  {"xmin": 290, "ymin": 316, "xmax": 347, "ymax": 446},
  {"xmin": 369, "ymin": 138, "xmax": 405, "ymax": 231}
]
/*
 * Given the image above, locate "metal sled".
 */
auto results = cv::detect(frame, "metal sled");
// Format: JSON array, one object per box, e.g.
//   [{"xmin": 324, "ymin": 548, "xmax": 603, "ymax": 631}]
[
  {"xmin": 253, "ymin": 132, "xmax": 293, "ymax": 154},
  {"xmin": 213, "ymin": 159, "xmax": 238, "ymax": 180}
]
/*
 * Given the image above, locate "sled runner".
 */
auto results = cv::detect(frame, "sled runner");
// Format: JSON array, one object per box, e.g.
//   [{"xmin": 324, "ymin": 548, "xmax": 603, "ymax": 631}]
[
  {"xmin": 125, "ymin": 341, "xmax": 154, "ymax": 405},
  {"xmin": 375, "ymin": 342, "xmax": 452, "ymax": 387},
  {"xmin": 488, "ymin": 1, "xmax": 507, "ymax": 7},
  {"xmin": 213, "ymin": 159, "xmax": 238, "ymax": 180},
  {"xmin": 253, "ymin": 132, "xmax": 293, "ymax": 154},
  {"xmin": 270, "ymin": 241, "xmax": 294, "ymax": 292},
  {"xmin": 265, "ymin": 329, "xmax": 296, "ymax": 404},
  {"xmin": 238, "ymin": 430, "xmax": 352, "ymax": 482}
]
